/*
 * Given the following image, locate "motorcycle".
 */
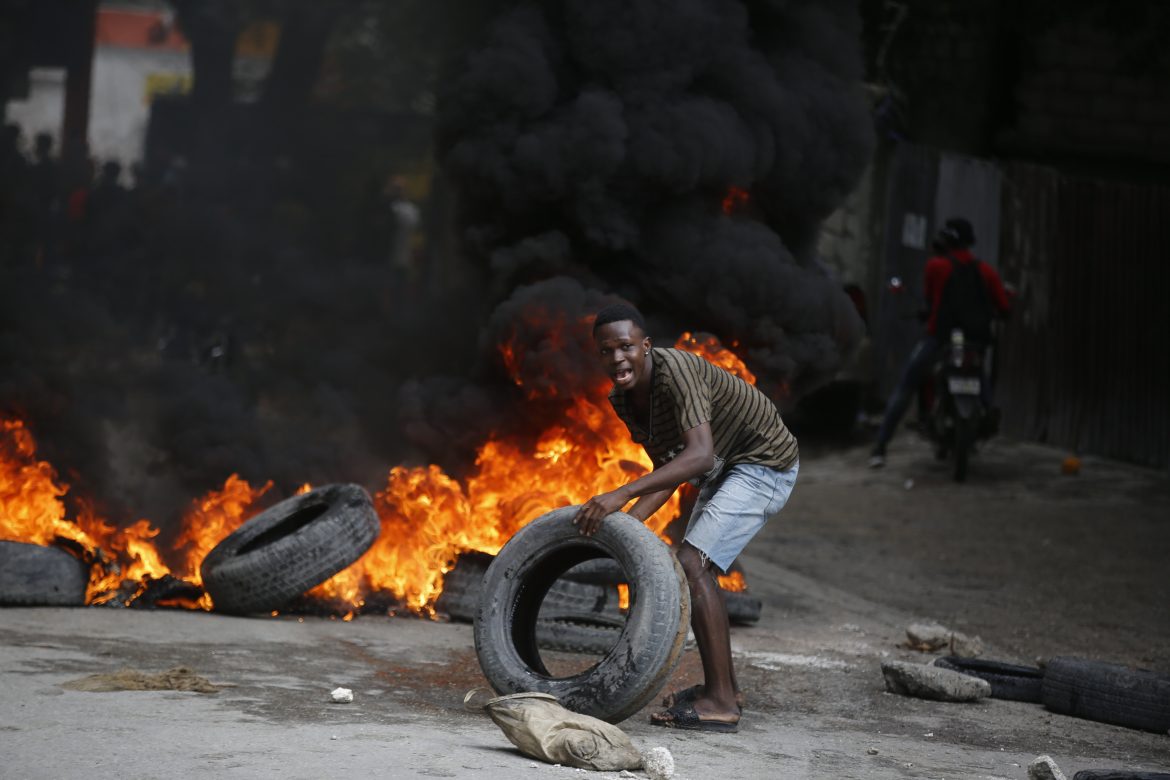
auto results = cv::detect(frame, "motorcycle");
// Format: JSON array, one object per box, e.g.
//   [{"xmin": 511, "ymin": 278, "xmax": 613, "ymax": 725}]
[{"xmin": 926, "ymin": 328, "xmax": 991, "ymax": 482}]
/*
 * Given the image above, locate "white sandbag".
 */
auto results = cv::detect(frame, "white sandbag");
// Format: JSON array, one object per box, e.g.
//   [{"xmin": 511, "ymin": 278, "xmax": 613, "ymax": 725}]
[{"xmin": 466, "ymin": 690, "xmax": 643, "ymax": 771}]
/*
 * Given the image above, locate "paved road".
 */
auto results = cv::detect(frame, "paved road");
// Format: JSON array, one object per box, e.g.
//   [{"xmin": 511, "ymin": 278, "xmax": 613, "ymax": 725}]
[{"xmin": 1, "ymin": 434, "xmax": 1167, "ymax": 779}]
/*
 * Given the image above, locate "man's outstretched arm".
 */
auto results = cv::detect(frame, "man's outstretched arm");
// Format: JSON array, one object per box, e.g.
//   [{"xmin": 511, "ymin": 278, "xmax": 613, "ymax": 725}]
[
  {"xmin": 627, "ymin": 488, "xmax": 677, "ymax": 522},
  {"xmin": 574, "ymin": 422, "xmax": 713, "ymax": 535}
]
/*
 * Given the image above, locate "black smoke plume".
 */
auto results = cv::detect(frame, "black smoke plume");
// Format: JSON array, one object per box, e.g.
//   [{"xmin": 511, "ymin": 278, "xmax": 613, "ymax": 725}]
[{"xmin": 408, "ymin": 0, "xmax": 875, "ymax": 462}]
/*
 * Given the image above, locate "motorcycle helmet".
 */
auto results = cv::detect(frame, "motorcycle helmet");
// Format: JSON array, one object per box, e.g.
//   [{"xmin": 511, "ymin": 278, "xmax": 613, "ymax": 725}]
[{"xmin": 936, "ymin": 217, "xmax": 976, "ymax": 249}]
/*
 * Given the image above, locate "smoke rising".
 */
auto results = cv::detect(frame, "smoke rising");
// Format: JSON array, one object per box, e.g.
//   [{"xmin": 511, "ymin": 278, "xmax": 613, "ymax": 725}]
[{"xmin": 415, "ymin": 0, "xmax": 875, "ymax": 453}]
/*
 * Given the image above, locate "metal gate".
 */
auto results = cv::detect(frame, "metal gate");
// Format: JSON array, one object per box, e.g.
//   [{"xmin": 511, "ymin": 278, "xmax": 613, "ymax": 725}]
[
  {"xmin": 874, "ymin": 143, "xmax": 937, "ymax": 397},
  {"xmin": 998, "ymin": 163, "xmax": 1170, "ymax": 468}
]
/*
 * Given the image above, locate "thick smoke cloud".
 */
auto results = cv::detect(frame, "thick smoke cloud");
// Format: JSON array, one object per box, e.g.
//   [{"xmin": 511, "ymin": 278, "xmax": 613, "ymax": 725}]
[
  {"xmin": 0, "ymin": 219, "xmax": 458, "ymax": 544},
  {"xmin": 421, "ymin": 0, "xmax": 875, "ymax": 448},
  {"xmin": 397, "ymin": 276, "xmax": 617, "ymax": 474}
]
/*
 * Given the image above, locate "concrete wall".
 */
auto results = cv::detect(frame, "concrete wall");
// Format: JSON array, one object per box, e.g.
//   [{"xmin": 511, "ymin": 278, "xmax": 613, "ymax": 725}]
[
  {"xmin": 6, "ymin": 46, "xmax": 190, "ymax": 176},
  {"xmin": 816, "ymin": 161, "xmax": 876, "ymax": 291},
  {"xmin": 4, "ymin": 68, "xmax": 67, "ymax": 154},
  {"xmin": 89, "ymin": 47, "xmax": 190, "ymax": 169}
]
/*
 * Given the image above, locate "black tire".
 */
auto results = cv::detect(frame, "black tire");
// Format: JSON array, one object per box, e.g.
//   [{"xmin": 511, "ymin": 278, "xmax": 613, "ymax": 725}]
[
  {"xmin": 438, "ymin": 558, "xmax": 622, "ymax": 653},
  {"xmin": 725, "ymin": 590, "xmax": 763, "ymax": 625},
  {"xmin": 535, "ymin": 617, "xmax": 625, "ymax": 655},
  {"xmin": 1041, "ymin": 656, "xmax": 1170, "ymax": 734},
  {"xmin": 434, "ymin": 551, "xmax": 493, "ymax": 621},
  {"xmin": 932, "ymin": 656, "xmax": 1043, "ymax": 702},
  {"xmin": 953, "ymin": 416, "xmax": 974, "ymax": 482},
  {"xmin": 438, "ymin": 552, "xmax": 625, "ymax": 623},
  {"xmin": 0, "ymin": 541, "xmax": 88, "ymax": 606},
  {"xmin": 563, "ymin": 555, "xmax": 763, "ymax": 625},
  {"xmin": 200, "ymin": 483, "xmax": 380, "ymax": 615},
  {"xmin": 474, "ymin": 507, "xmax": 689, "ymax": 723}
]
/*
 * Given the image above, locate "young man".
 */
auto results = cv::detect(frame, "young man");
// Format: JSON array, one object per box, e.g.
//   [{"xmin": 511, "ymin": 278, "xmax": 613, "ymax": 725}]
[{"xmin": 574, "ymin": 302, "xmax": 799, "ymax": 733}]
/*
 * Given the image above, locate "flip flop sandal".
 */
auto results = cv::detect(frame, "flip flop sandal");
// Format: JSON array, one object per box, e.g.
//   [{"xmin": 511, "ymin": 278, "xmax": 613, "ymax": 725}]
[
  {"xmin": 650, "ymin": 702, "xmax": 739, "ymax": 733},
  {"xmin": 662, "ymin": 684, "xmax": 744, "ymax": 711},
  {"xmin": 661, "ymin": 684, "xmax": 704, "ymax": 708}
]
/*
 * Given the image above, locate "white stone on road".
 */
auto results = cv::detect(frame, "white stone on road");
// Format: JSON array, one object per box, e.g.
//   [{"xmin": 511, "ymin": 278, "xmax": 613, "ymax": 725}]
[{"xmin": 881, "ymin": 659, "xmax": 992, "ymax": 702}]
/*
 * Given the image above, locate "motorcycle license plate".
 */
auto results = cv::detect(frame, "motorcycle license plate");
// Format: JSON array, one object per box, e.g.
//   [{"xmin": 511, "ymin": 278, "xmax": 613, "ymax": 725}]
[{"xmin": 947, "ymin": 377, "xmax": 981, "ymax": 395}]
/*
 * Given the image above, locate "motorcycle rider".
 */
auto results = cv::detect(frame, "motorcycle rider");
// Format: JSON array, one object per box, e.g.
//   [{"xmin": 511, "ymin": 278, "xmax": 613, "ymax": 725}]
[{"xmin": 868, "ymin": 217, "xmax": 1012, "ymax": 468}]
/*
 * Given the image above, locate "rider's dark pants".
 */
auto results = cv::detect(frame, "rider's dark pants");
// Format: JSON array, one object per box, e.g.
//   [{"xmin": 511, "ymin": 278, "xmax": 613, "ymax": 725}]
[{"xmin": 873, "ymin": 336, "xmax": 941, "ymax": 453}]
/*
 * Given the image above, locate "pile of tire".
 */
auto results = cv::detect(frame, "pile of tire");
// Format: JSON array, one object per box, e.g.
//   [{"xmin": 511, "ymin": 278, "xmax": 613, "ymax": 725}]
[{"xmin": 933, "ymin": 655, "xmax": 1170, "ymax": 734}]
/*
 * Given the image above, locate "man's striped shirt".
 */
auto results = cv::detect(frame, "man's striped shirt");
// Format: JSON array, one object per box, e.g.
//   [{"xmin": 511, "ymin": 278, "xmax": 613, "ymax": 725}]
[{"xmin": 608, "ymin": 347, "xmax": 798, "ymax": 484}]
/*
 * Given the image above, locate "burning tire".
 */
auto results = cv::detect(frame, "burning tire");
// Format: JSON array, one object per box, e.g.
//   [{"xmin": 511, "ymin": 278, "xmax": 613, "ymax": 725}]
[
  {"xmin": 438, "ymin": 551, "xmax": 624, "ymax": 624},
  {"xmin": 474, "ymin": 507, "xmax": 689, "ymax": 724},
  {"xmin": 200, "ymin": 484, "xmax": 380, "ymax": 615},
  {"xmin": 564, "ymin": 557, "xmax": 763, "ymax": 625},
  {"xmin": 725, "ymin": 590, "xmax": 763, "ymax": 625},
  {"xmin": 0, "ymin": 541, "xmax": 88, "ymax": 606}
]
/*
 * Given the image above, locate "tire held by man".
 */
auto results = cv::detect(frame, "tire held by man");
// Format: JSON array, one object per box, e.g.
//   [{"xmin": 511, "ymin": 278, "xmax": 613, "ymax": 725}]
[
  {"xmin": 201, "ymin": 483, "xmax": 380, "ymax": 615},
  {"xmin": 474, "ymin": 507, "xmax": 689, "ymax": 724}
]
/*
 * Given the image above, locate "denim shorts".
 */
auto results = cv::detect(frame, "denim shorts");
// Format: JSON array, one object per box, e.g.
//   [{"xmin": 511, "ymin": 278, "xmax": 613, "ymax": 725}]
[{"xmin": 683, "ymin": 461, "xmax": 799, "ymax": 573}]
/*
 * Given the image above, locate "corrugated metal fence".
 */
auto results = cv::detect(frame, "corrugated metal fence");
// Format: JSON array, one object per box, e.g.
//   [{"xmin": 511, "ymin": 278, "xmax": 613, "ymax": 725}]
[{"xmin": 997, "ymin": 163, "xmax": 1170, "ymax": 468}]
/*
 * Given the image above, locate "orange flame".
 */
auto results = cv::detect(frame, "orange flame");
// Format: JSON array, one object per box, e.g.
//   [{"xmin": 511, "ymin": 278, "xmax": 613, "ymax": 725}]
[
  {"xmin": 173, "ymin": 474, "xmax": 272, "ymax": 586},
  {"xmin": 1, "ymin": 419, "xmax": 90, "ymax": 548},
  {"xmin": 675, "ymin": 332, "xmax": 756, "ymax": 384},
  {"xmin": 0, "ymin": 418, "xmax": 179, "ymax": 604},
  {"xmin": 717, "ymin": 570, "xmax": 747, "ymax": 592},
  {"xmin": 341, "ymin": 393, "xmax": 678, "ymax": 614},
  {"xmin": 722, "ymin": 185, "xmax": 750, "ymax": 215}
]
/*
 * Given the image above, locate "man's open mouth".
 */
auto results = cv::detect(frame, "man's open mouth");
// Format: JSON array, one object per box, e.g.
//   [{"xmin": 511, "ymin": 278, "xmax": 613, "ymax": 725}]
[{"xmin": 614, "ymin": 368, "xmax": 633, "ymax": 383}]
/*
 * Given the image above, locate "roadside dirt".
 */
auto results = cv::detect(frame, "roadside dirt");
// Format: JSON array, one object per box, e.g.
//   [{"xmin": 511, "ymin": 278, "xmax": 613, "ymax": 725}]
[{"xmin": 775, "ymin": 431, "xmax": 1170, "ymax": 671}]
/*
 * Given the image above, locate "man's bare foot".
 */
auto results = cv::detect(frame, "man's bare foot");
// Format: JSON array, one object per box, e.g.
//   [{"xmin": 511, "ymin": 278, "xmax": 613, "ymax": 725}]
[{"xmin": 661, "ymin": 684, "xmax": 745, "ymax": 711}]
